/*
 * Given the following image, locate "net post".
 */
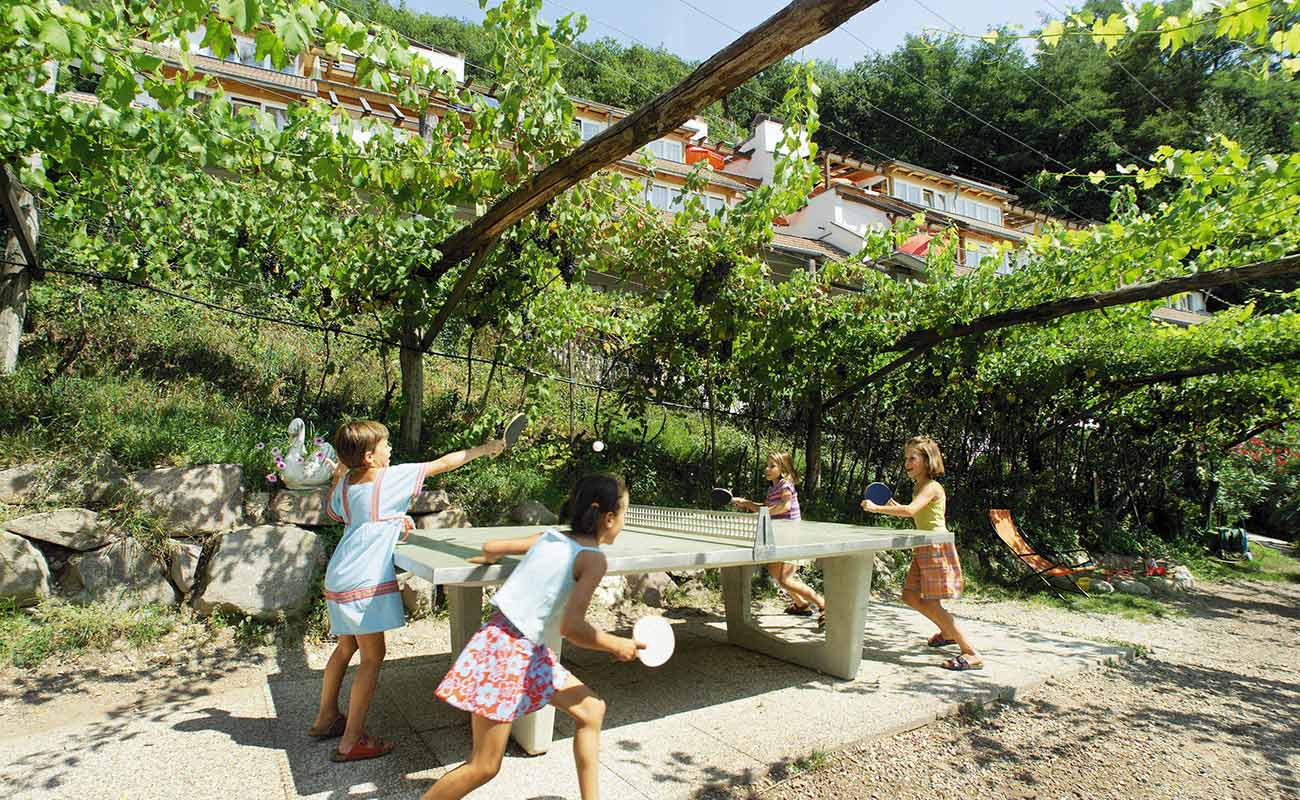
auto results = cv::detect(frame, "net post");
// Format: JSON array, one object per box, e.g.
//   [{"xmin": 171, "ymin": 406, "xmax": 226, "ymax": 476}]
[{"xmin": 752, "ymin": 507, "xmax": 776, "ymax": 559}]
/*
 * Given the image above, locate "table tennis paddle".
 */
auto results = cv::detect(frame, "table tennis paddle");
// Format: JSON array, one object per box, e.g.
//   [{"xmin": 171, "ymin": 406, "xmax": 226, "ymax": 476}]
[
  {"xmin": 863, "ymin": 482, "xmax": 893, "ymax": 506},
  {"xmin": 710, "ymin": 487, "xmax": 734, "ymax": 507},
  {"xmin": 632, "ymin": 615, "xmax": 675, "ymax": 668},
  {"xmin": 503, "ymin": 413, "xmax": 527, "ymax": 449}
]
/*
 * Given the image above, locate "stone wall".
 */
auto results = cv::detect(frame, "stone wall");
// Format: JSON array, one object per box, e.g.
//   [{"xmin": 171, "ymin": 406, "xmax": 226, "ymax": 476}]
[{"xmin": 0, "ymin": 457, "xmax": 489, "ymax": 621}]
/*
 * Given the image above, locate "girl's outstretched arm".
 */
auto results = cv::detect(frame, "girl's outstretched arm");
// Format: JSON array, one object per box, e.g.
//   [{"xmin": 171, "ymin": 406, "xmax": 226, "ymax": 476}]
[
  {"xmin": 425, "ymin": 439, "xmax": 506, "ymax": 477},
  {"xmin": 862, "ymin": 482, "xmax": 940, "ymax": 519},
  {"xmin": 561, "ymin": 550, "xmax": 641, "ymax": 661},
  {"xmin": 467, "ymin": 533, "xmax": 543, "ymax": 565}
]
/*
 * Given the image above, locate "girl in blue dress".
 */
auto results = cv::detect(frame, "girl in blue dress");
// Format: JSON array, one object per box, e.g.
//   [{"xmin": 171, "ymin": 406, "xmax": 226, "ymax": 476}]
[{"xmin": 308, "ymin": 420, "xmax": 504, "ymax": 762}]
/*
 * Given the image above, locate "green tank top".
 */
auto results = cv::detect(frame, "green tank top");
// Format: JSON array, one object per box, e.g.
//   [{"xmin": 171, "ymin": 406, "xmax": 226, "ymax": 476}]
[{"xmin": 913, "ymin": 483, "xmax": 947, "ymax": 532}]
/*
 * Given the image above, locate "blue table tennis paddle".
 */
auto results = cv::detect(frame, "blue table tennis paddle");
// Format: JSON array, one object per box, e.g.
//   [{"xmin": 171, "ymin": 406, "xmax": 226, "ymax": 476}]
[{"xmin": 863, "ymin": 482, "xmax": 893, "ymax": 506}]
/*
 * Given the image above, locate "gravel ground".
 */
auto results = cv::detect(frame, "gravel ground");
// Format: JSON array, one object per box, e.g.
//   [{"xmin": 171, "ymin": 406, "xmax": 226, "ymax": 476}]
[
  {"xmin": 749, "ymin": 578, "xmax": 1300, "ymax": 800},
  {"xmin": 4, "ymin": 577, "xmax": 1297, "ymax": 800}
]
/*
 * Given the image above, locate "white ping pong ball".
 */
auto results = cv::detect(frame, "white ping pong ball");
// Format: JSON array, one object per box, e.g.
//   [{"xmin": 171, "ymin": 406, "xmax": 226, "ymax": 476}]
[{"xmin": 592, "ymin": 440, "xmax": 605, "ymax": 452}]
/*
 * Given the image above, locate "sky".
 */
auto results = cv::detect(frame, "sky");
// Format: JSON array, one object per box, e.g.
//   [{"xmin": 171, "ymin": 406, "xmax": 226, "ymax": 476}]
[{"xmin": 407, "ymin": 0, "xmax": 1066, "ymax": 66}]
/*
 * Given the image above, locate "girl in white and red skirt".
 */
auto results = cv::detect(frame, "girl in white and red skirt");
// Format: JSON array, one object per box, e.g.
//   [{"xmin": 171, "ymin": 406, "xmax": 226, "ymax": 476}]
[{"xmin": 424, "ymin": 473, "xmax": 644, "ymax": 800}]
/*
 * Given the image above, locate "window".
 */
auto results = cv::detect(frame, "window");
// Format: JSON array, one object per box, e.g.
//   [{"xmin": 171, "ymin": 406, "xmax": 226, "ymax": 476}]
[
  {"xmin": 964, "ymin": 244, "xmax": 1000, "ymax": 269},
  {"xmin": 230, "ymin": 98, "xmax": 288, "ymax": 130},
  {"xmin": 645, "ymin": 185, "xmax": 723, "ymax": 215},
  {"xmin": 1172, "ymin": 292, "xmax": 1207, "ymax": 313},
  {"xmin": 955, "ymin": 196, "xmax": 1002, "ymax": 226},
  {"xmin": 646, "ymin": 137, "xmax": 684, "ymax": 163},
  {"xmin": 577, "ymin": 118, "xmax": 607, "ymax": 141},
  {"xmin": 647, "ymin": 184, "xmax": 672, "ymax": 211}
]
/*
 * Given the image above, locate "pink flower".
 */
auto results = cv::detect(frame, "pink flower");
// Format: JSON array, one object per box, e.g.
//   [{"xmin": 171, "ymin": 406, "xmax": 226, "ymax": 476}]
[
  {"xmin": 271, "ymin": 447, "xmax": 281, "ymax": 457},
  {"xmin": 255, "ymin": 442, "xmax": 265, "ymax": 450},
  {"xmin": 276, "ymin": 459, "xmax": 286, "ymax": 469},
  {"xmin": 266, "ymin": 473, "xmax": 278, "ymax": 483},
  {"xmin": 313, "ymin": 437, "xmax": 325, "ymax": 445}
]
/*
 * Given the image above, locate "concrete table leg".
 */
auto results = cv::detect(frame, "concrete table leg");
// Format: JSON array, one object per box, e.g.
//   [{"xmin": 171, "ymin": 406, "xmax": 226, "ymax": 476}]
[
  {"xmin": 445, "ymin": 585, "xmax": 560, "ymax": 755},
  {"xmin": 509, "ymin": 623, "xmax": 562, "ymax": 755},
  {"xmin": 446, "ymin": 585, "xmax": 483, "ymax": 653},
  {"xmin": 721, "ymin": 553, "xmax": 875, "ymax": 680}
]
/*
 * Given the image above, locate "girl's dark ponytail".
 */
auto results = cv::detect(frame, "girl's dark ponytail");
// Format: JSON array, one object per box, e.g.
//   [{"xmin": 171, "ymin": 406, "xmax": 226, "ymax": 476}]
[{"xmin": 561, "ymin": 473, "xmax": 627, "ymax": 535}]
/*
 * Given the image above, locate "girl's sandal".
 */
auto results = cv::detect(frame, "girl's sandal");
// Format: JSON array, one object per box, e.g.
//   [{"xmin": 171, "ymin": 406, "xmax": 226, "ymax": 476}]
[
  {"xmin": 927, "ymin": 634, "xmax": 957, "ymax": 648},
  {"xmin": 783, "ymin": 602, "xmax": 814, "ymax": 617},
  {"xmin": 308, "ymin": 714, "xmax": 347, "ymax": 739},
  {"xmin": 330, "ymin": 735, "xmax": 396, "ymax": 763},
  {"xmin": 816, "ymin": 610, "xmax": 826, "ymax": 630},
  {"xmin": 942, "ymin": 654, "xmax": 984, "ymax": 671}
]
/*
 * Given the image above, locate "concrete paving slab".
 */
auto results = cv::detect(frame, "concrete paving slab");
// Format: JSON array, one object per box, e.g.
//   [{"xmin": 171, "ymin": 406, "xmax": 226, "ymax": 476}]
[
  {"xmin": 419, "ymin": 726, "xmax": 647, "ymax": 800},
  {"xmin": 0, "ymin": 600, "xmax": 1133, "ymax": 800},
  {"xmin": 0, "ymin": 686, "xmax": 281, "ymax": 800}
]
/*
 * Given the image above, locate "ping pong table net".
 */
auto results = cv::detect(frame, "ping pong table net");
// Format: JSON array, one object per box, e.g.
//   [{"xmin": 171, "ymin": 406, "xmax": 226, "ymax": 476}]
[{"xmin": 625, "ymin": 504, "xmax": 777, "ymax": 553}]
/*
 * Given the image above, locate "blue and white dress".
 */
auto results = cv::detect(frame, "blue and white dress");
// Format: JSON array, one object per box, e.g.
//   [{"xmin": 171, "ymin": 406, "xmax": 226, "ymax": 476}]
[{"xmin": 323, "ymin": 461, "xmax": 432, "ymax": 635}]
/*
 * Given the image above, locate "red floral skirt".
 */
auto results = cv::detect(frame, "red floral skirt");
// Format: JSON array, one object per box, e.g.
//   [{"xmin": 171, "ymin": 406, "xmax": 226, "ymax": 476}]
[{"xmin": 435, "ymin": 611, "xmax": 572, "ymax": 722}]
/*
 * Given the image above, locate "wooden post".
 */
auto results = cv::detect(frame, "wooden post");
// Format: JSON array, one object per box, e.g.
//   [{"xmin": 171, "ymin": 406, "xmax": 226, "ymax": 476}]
[{"xmin": 0, "ymin": 165, "xmax": 39, "ymax": 375}]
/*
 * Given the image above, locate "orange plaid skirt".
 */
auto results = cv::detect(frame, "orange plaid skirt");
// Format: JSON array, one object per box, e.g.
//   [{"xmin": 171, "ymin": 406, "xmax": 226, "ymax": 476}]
[{"xmin": 904, "ymin": 543, "xmax": 964, "ymax": 600}]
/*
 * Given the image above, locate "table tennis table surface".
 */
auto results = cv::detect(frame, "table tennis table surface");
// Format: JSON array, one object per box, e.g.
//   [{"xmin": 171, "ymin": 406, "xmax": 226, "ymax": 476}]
[{"xmin": 395, "ymin": 509, "xmax": 953, "ymax": 587}]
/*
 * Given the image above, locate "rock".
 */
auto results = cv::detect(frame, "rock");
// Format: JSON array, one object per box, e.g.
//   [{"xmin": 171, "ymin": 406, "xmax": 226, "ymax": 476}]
[
  {"xmin": 130, "ymin": 464, "xmax": 243, "ymax": 534},
  {"xmin": 410, "ymin": 489, "xmax": 452, "ymax": 515},
  {"xmin": 624, "ymin": 572, "xmax": 674, "ymax": 607},
  {"xmin": 873, "ymin": 556, "xmax": 894, "ymax": 584},
  {"xmin": 1115, "ymin": 579, "xmax": 1152, "ymax": 597},
  {"xmin": 267, "ymin": 489, "xmax": 331, "ymax": 526},
  {"xmin": 1145, "ymin": 576, "xmax": 1177, "ymax": 596},
  {"xmin": 592, "ymin": 575, "xmax": 625, "ymax": 607},
  {"xmin": 242, "ymin": 491, "xmax": 271, "ymax": 526},
  {"xmin": 167, "ymin": 540, "xmax": 204, "ymax": 595},
  {"xmin": 75, "ymin": 454, "xmax": 128, "ymax": 505},
  {"xmin": 2, "ymin": 508, "xmax": 115, "ymax": 551},
  {"xmin": 1172, "ymin": 565, "xmax": 1195, "ymax": 592},
  {"xmin": 193, "ymin": 525, "xmax": 324, "ymax": 620},
  {"xmin": 1099, "ymin": 553, "xmax": 1141, "ymax": 570},
  {"xmin": 194, "ymin": 525, "xmax": 324, "ymax": 619},
  {"xmin": 0, "ymin": 530, "xmax": 51, "ymax": 606},
  {"xmin": 0, "ymin": 464, "xmax": 47, "ymax": 504},
  {"xmin": 397, "ymin": 571, "xmax": 435, "ymax": 619},
  {"xmin": 510, "ymin": 499, "xmax": 559, "ymax": 526},
  {"xmin": 1089, "ymin": 579, "xmax": 1115, "ymax": 595},
  {"xmin": 64, "ymin": 539, "xmax": 177, "ymax": 609},
  {"xmin": 415, "ymin": 508, "xmax": 472, "ymax": 529}
]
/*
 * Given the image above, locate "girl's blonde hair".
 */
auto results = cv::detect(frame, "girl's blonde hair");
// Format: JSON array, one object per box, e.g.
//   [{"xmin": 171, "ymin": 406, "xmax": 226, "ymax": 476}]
[
  {"xmin": 766, "ymin": 452, "xmax": 799, "ymax": 485},
  {"xmin": 334, "ymin": 420, "xmax": 389, "ymax": 469},
  {"xmin": 905, "ymin": 436, "xmax": 945, "ymax": 478}
]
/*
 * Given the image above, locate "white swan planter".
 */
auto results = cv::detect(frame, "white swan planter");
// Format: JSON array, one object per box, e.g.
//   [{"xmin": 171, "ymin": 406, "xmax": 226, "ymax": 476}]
[{"xmin": 277, "ymin": 418, "xmax": 337, "ymax": 490}]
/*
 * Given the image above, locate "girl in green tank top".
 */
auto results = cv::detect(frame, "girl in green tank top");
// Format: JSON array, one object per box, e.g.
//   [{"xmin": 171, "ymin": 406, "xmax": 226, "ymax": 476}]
[{"xmin": 861, "ymin": 436, "xmax": 983, "ymax": 671}]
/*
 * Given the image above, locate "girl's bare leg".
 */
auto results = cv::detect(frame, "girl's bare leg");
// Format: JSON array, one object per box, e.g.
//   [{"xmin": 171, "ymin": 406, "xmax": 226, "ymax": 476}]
[
  {"xmin": 914, "ymin": 597, "xmax": 980, "ymax": 662},
  {"xmin": 552, "ymin": 678, "xmax": 606, "ymax": 800},
  {"xmin": 768, "ymin": 563, "xmax": 824, "ymax": 610},
  {"xmin": 339, "ymin": 632, "xmax": 387, "ymax": 753},
  {"xmin": 421, "ymin": 714, "xmax": 512, "ymax": 800},
  {"xmin": 312, "ymin": 634, "xmax": 358, "ymax": 731}
]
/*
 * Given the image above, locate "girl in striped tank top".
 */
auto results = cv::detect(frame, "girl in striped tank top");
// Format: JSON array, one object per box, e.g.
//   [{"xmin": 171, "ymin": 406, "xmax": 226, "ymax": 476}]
[{"xmin": 731, "ymin": 452, "xmax": 826, "ymax": 628}]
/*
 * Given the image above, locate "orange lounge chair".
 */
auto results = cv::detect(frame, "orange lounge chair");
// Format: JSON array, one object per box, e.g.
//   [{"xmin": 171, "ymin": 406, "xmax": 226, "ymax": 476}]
[{"xmin": 988, "ymin": 509, "xmax": 1098, "ymax": 599}]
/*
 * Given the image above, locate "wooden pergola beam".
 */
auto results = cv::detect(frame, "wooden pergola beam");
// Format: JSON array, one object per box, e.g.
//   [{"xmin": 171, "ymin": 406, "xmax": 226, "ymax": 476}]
[
  {"xmin": 416, "ymin": 0, "xmax": 884, "ymax": 282},
  {"xmin": 0, "ymin": 165, "xmax": 39, "ymax": 277}
]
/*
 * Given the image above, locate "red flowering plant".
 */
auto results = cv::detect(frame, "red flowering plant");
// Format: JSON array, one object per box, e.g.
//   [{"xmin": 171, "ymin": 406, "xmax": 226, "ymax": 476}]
[{"xmin": 1217, "ymin": 427, "xmax": 1299, "ymax": 535}]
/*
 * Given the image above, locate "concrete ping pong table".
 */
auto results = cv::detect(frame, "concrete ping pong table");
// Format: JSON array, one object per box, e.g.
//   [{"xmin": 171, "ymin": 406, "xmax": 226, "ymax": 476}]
[{"xmin": 394, "ymin": 504, "xmax": 952, "ymax": 754}]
